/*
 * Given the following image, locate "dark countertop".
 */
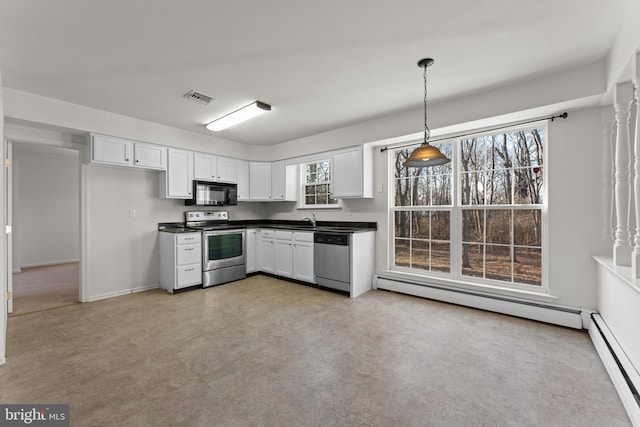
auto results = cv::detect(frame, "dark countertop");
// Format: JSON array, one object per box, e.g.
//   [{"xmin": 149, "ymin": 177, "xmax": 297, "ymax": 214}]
[{"xmin": 159, "ymin": 219, "xmax": 377, "ymax": 234}]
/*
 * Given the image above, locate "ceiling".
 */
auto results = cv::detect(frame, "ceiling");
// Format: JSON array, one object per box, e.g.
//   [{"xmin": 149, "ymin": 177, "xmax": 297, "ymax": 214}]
[{"xmin": 0, "ymin": 0, "xmax": 633, "ymax": 146}]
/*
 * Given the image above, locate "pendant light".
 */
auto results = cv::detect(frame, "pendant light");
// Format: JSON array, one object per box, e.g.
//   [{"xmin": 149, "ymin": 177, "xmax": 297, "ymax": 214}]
[{"xmin": 404, "ymin": 58, "xmax": 451, "ymax": 167}]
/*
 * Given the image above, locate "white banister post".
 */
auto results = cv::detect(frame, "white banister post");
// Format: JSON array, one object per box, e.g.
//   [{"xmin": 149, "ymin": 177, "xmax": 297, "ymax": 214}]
[
  {"xmin": 613, "ymin": 81, "xmax": 634, "ymax": 267},
  {"xmin": 631, "ymin": 53, "xmax": 640, "ymax": 277},
  {"xmin": 601, "ymin": 105, "xmax": 615, "ymax": 256}
]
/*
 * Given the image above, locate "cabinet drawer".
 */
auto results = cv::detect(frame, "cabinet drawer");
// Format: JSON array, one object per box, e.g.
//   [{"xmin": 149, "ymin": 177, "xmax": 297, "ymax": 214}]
[
  {"xmin": 293, "ymin": 231, "xmax": 314, "ymax": 242},
  {"xmin": 177, "ymin": 244, "xmax": 201, "ymax": 265},
  {"xmin": 275, "ymin": 230, "xmax": 292, "ymax": 240},
  {"xmin": 176, "ymin": 264, "xmax": 201, "ymax": 288},
  {"xmin": 177, "ymin": 233, "xmax": 201, "ymax": 244},
  {"xmin": 260, "ymin": 229, "xmax": 275, "ymax": 239}
]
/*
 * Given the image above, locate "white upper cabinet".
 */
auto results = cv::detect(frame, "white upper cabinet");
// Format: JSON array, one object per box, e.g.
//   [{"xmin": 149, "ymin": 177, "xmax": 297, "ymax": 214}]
[
  {"xmin": 249, "ymin": 161, "xmax": 297, "ymax": 201},
  {"xmin": 271, "ymin": 161, "xmax": 286, "ymax": 200},
  {"xmin": 216, "ymin": 156, "xmax": 237, "ymax": 183},
  {"xmin": 159, "ymin": 148, "xmax": 194, "ymax": 199},
  {"xmin": 133, "ymin": 142, "xmax": 167, "ymax": 170},
  {"xmin": 271, "ymin": 161, "xmax": 298, "ymax": 201},
  {"xmin": 236, "ymin": 160, "xmax": 250, "ymax": 201},
  {"xmin": 90, "ymin": 134, "xmax": 166, "ymax": 170},
  {"xmin": 194, "ymin": 153, "xmax": 217, "ymax": 180},
  {"xmin": 194, "ymin": 153, "xmax": 237, "ymax": 183},
  {"xmin": 331, "ymin": 146, "xmax": 373, "ymax": 198},
  {"xmin": 91, "ymin": 134, "xmax": 132, "ymax": 167},
  {"xmin": 249, "ymin": 162, "xmax": 272, "ymax": 200}
]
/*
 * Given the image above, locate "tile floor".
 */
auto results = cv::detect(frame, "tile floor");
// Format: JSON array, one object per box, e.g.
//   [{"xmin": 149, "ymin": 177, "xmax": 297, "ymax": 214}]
[{"xmin": 0, "ymin": 275, "xmax": 631, "ymax": 426}]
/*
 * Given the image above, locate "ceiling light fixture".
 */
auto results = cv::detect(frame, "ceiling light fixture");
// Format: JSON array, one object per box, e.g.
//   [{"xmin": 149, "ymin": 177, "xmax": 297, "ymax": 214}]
[
  {"xmin": 404, "ymin": 58, "xmax": 451, "ymax": 168},
  {"xmin": 205, "ymin": 101, "xmax": 271, "ymax": 131}
]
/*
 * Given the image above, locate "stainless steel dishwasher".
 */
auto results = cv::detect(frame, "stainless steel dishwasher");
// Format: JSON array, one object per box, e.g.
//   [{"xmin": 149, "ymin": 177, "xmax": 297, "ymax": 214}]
[{"xmin": 314, "ymin": 232, "xmax": 351, "ymax": 292}]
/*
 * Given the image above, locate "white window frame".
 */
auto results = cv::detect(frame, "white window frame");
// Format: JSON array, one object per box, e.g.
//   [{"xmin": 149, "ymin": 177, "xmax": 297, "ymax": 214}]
[
  {"xmin": 388, "ymin": 121, "xmax": 548, "ymax": 295},
  {"xmin": 298, "ymin": 159, "xmax": 341, "ymax": 210}
]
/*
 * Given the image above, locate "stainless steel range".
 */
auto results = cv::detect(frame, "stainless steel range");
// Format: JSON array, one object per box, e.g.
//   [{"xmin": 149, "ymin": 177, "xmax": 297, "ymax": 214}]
[{"xmin": 186, "ymin": 211, "xmax": 246, "ymax": 287}]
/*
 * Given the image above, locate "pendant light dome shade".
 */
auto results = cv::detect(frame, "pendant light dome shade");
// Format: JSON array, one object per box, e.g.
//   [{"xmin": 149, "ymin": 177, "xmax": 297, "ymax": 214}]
[
  {"xmin": 403, "ymin": 58, "xmax": 451, "ymax": 168},
  {"xmin": 404, "ymin": 144, "xmax": 451, "ymax": 167}
]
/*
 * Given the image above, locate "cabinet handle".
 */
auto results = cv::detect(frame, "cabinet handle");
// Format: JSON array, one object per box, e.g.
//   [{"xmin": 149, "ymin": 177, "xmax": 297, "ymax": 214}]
[
  {"xmin": 184, "ymin": 238, "xmax": 194, "ymax": 240},
  {"xmin": 135, "ymin": 159, "xmax": 139, "ymax": 163},
  {"xmin": 185, "ymin": 248, "xmax": 194, "ymax": 251},
  {"xmin": 125, "ymin": 158, "xmax": 130, "ymax": 161},
  {"xmin": 185, "ymin": 268, "xmax": 194, "ymax": 272}
]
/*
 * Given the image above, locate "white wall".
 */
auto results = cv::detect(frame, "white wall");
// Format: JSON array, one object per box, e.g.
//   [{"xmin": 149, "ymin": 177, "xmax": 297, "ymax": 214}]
[
  {"xmin": 546, "ymin": 107, "xmax": 602, "ymax": 308},
  {"xmin": 12, "ymin": 143, "xmax": 79, "ymax": 269},
  {"xmin": 83, "ymin": 162, "xmax": 267, "ymax": 301},
  {"xmin": 264, "ymin": 106, "xmax": 603, "ymax": 310},
  {"xmin": 2, "ymin": 62, "xmax": 609, "ymax": 309},
  {"xmin": 596, "ymin": 263, "xmax": 640, "ymax": 376}
]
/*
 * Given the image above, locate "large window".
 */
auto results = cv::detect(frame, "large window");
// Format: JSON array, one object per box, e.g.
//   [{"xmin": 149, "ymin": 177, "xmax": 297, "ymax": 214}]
[
  {"xmin": 392, "ymin": 124, "xmax": 545, "ymax": 290},
  {"xmin": 301, "ymin": 160, "xmax": 339, "ymax": 208}
]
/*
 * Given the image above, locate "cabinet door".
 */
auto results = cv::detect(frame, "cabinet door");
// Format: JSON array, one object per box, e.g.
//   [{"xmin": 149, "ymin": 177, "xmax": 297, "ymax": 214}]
[
  {"xmin": 134, "ymin": 143, "xmax": 166, "ymax": 170},
  {"xmin": 246, "ymin": 229, "xmax": 257, "ymax": 273},
  {"xmin": 250, "ymin": 162, "xmax": 272, "ymax": 200},
  {"xmin": 293, "ymin": 240, "xmax": 314, "ymax": 283},
  {"xmin": 91, "ymin": 134, "xmax": 132, "ymax": 166},
  {"xmin": 176, "ymin": 264, "xmax": 201, "ymax": 288},
  {"xmin": 331, "ymin": 148, "xmax": 362, "ymax": 198},
  {"xmin": 216, "ymin": 156, "xmax": 237, "ymax": 183},
  {"xmin": 258, "ymin": 237, "xmax": 275, "ymax": 273},
  {"xmin": 275, "ymin": 239, "xmax": 293, "ymax": 277},
  {"xmin": 194, "ymin": 153, "xmax": 217, "ymax": 180},
  {"xmin": 176, "ymin": 244, "xmax": 200, "ymax": 265},
  {"xmin": 163, "ymin": 149, "xmax": 194, "ymax": 199},
  {"xmin": 271, "ymin": 160, "xmax": 286, "ymax": 200},
  {"xmin": 236, "ymin": 160, "xmax": 250, "ymax": 201}
]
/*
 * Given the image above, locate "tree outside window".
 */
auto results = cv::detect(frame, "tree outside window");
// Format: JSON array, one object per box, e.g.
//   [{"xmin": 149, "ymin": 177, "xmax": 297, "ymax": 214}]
[
  {"xmin": 302, "ymin": 160, "xmax": 339, "ymax": 207},
  {"xmin": 392, "ymin": 125, "xmax": 545, "ymax": 289}
]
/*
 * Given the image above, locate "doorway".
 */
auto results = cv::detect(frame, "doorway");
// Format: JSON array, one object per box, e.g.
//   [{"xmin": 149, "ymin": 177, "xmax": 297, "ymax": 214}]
[{"xmin": 9, "ymin": 142, "xmax": 80, "ymax": 316}]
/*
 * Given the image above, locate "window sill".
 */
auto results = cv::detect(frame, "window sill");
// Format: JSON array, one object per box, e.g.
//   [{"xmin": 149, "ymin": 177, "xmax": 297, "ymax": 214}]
[
  {"xmin": 376, "ymin": 269, "xmax": 559, "ymax": 303},
  {"xmin": 297, "ymin": 205, "xmax": 342, "ymax": 211}
]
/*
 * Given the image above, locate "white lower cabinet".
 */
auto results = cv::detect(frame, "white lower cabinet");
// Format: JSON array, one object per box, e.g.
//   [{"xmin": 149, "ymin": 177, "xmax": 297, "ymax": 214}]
[
  {"xmin": 246, "ymin": 228, "xmax": 258, "ymax": 273},
  {"xmin": 275, "ymin": 231, "xmax": 294, "ymax": 277},
  {"xmin": 275, "ymin": 230, "xmax": 314, "ymax": 283},
  {"xmin": 292, "ymin": 232, "xmax": 314, "ymax": 283},
  {"xmin": 159, "ymin": 232, "xmax": 202, "ymax": 293},
  {"xmin": 258, "ymin": 229, "xmax": 275, "ymax": 273}
]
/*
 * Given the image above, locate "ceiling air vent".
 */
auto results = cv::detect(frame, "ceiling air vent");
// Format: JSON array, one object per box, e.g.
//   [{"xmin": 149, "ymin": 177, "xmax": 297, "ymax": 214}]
[{"xmin": 183, "ymin": 90, "xmax": 215, "ymax": 105}]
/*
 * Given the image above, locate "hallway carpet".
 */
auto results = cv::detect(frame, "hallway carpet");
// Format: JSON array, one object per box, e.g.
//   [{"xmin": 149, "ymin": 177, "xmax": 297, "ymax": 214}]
[
  {"xmin": 0, "ymin": 275, "xmax": 631, "ymax": 426},
  {"xmin": 10, "ymin": 262, "xmax": 79, "ymax": 316}
]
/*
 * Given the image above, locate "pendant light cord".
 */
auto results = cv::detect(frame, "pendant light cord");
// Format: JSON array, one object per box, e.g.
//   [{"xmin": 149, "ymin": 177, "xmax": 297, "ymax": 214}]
[
  {"xmin": 380, "ymin": 111, "xmax": 568, "ymax": 153},
  {"xmin": 423, "ymin": 63, "xmax": 430, "ymax": 144}
]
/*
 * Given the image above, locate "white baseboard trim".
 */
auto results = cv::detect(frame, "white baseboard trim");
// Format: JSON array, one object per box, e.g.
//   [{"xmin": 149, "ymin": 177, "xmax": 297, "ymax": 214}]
[
  {"xmin": 375, "ymin": 275, "xmax": 584, "ymax": 329},
  {"xmin": 86, "ymin": 283, "xmax": 159, "ymax": 302},
  {"xmin": 18, "ymin": 259, "xmax": 79, "ymax": 269},
  {"xmin": 0, "ymin": 356, "xmax": 5, "ymax": 366},
  {"xmin": 589, "ymin": 314, "xmax": 640, "ymax": 426},
  {"xmin": 131, "ymin": 283, "xmax": 159, "ymax": 294}
]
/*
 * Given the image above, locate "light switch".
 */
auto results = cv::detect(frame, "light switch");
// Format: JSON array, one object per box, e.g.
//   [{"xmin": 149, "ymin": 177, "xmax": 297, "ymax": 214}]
[
  {"xmin": 377, "ymin": 184, "xmax": 383, "ymax": 193},
  {"xmin": 129, "ymin": 208, "xmax": 137, "ymax": 218}
]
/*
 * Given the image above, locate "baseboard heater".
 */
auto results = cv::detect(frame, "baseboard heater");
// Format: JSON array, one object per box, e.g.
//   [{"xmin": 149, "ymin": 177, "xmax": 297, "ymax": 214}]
[
  {"xmin": 374, "ymin": 275, "xmax": 584, "ymax": 329},
  {"xmin": 589, "ymin": 314, "xmax": 640, "ymax": 425}
]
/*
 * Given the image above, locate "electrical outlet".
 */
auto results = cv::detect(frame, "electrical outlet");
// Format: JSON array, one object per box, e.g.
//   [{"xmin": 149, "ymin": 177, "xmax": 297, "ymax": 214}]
[
  {"xmin": 129, "ymin": 208, "xmax": 137, "ymax": 218},
  {"xmin": 377, "ymin": 184, "xmax": 383, "ymax": 193}
]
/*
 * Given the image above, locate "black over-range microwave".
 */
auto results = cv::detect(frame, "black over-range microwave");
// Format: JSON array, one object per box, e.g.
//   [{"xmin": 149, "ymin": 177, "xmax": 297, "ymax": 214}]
[{"xmin": 185, "ymin": 181, "xmax": 238, "ymax": 206}]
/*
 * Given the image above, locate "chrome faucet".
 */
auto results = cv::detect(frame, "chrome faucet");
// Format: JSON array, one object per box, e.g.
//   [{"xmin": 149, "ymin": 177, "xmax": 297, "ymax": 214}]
[{"xmin": 302, "ymin": 212, "xmax": 316, "ymax": 227}]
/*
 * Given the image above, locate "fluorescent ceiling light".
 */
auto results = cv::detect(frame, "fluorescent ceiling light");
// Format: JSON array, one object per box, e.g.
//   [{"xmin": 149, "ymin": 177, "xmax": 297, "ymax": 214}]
[{"xmin": 205, "ymin": 101, "xmax": 271, "ymax": 131}]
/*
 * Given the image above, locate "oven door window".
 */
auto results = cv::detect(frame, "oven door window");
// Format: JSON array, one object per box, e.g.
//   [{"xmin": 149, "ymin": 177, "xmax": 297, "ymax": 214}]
[{"xmin": 207, "ymin": 234, "xmax": 243, "ymax": 260}]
